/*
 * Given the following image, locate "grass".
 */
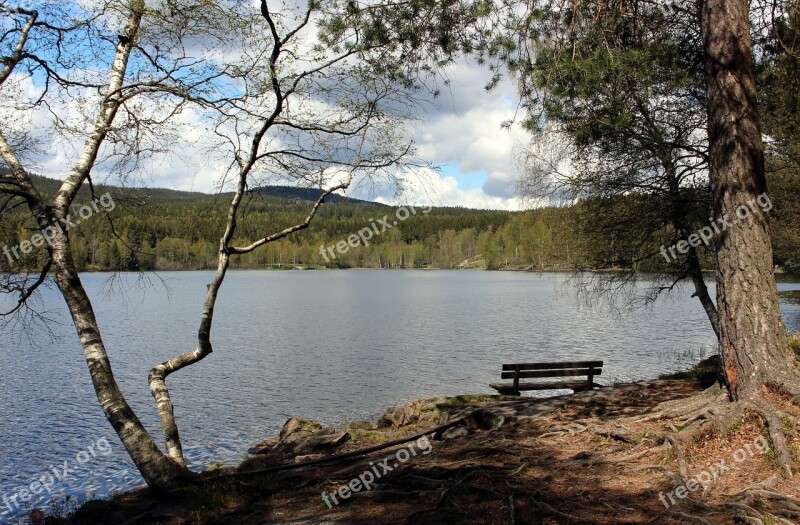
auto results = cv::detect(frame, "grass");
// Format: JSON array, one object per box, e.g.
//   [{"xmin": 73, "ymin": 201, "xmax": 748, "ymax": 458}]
[
  {"xmin": 186, "ymin": 479, "xmax": 242, "ymax": 522},
  {"xmin": 432, "ymin": 394, "xmax": 518, "ymax": 413},
  {"xmin": 789, "ymin": 332, "xmax": 800, "ymax": 358},
  {"xmin": 659, "ymin": 354, "xmax": 721, "ymax": 381},
  {"xmin": 349, "ymin": 429, "xmax": 390, "ymax": 444}
]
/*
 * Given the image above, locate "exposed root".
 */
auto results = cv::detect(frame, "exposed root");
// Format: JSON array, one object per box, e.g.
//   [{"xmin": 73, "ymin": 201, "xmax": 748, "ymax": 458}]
[
  {"xmin": 641, "ymin": 388, "xmax": 800, "ymax": 523},
  {"xmin": 581, "ymin": 443, "xmax": 667, "ymax": 465},
  {"xmin": 666, "ymin": 510, "xmax": 711, "ymax": 524},
  {"xmin": 665, "ymin": 435, "xmax": 689, "ymax": 483},
  {"xmin": 747, "ymin": 400, "xmax": 796, "ymax": 477},
  {"xmin": 592, "ymin": 429, "xmax": 633, "ymax": 443},
  {"xmin": 403, "ymin": 463, "xmax": 529, "ymax": 522},
  {"xmin": 733, "ymin": 474, "xmax": 782, "ymax": 494},
  {"xmin": 531, "ymin": 497, "xmax": 597, "ymax": 524},
  {"xmin": 730, "ymin": 490, "xmax": 800, "ymax": 524},
  {"xmin": 635, "ymin": 384, "xmax": 728, "ymax": 423},
  {"xmin": 610, "ymin": 383, "xmax": 800, "ymax": 523}
]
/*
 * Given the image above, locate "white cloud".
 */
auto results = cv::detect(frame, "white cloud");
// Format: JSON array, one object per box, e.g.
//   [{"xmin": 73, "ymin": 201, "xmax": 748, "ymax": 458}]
[
  {"xmin": 395, "ymin": 61, "xmax": 530, "ymax": 209},
  {"xmin": 3, "ymin": 7, "xmax": 531, "ymax": 211},
  {"xmin": 367, "ymin": 167, "xmax": 523, "ymax": 211}
]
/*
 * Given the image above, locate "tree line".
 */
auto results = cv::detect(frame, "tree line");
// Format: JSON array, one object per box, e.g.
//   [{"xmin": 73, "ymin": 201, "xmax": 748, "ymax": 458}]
[{"xmin": 2, "ymin": 174, "xmax": 797, "ymax": 273}]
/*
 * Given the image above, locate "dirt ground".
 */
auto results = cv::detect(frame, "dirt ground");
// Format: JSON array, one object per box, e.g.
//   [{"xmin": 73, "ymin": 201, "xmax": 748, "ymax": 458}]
[{"xmin": 44, "ymin": 372, "xmax": 800, "ymax": 525}]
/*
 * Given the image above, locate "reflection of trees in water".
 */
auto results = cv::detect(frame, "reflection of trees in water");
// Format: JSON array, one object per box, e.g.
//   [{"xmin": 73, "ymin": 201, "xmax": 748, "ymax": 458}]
[{"xmin": 779, "ymin": 291, "xmax": 800, "ymax": 332}]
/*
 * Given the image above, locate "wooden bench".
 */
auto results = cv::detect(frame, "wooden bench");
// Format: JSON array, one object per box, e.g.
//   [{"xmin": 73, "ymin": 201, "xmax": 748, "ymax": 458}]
[{"xmin": 489, "ymin": 360, "xmax": 603, "ymax": 395}]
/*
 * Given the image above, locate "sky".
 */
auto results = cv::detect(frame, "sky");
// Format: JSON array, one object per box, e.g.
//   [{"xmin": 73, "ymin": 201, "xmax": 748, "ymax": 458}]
[
  {"xmin": 369, "ymin": 61, "xmax": 532, "ymax": 211},
  {"xmin": 2, "ymin": 2, "xmax": 535, "ymax": 212},
  {"xmin": 137, "ymin": 61, "xmax": 532, "ymax": 211}
]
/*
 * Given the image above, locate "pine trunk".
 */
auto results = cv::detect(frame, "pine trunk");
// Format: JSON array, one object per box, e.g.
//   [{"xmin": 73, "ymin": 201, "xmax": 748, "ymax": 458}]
[{"xmin": 702, "ymin": 0, "xmax": 799, "ymax": 399}]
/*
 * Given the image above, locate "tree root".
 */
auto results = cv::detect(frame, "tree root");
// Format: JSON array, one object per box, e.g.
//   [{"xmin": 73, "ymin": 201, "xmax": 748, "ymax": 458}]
[
  {"xmin": 632, "ymin": 386, "xmax": 800, "ymax": 524},
  {"xmin": 399, "ymin": 463, "xmax": 531, "ymax": 522},
  {"xmin": 664, "ymin": 435, "xmax": 689, "ymax": 483},
  {"xmin": 666, "ymin": 510, "xmax": 711, "ymax": 524},
  {"xmin": 580, "ymin": 443, "xmax": 667, "ymax": 465},
  {"xmin": 732, "ymin": 474, "xmax": 781, "ymax": 495},
  {"xmin": 531, "ymin": 497, "xmax": 598, "ymax": 524},
  {"xmin": 746, "ymin": 400, "xmax": 796, "ymax": 477},
  {"xmin": 635, "ymin": 384, "xmax": 728, "ymax": 423}
]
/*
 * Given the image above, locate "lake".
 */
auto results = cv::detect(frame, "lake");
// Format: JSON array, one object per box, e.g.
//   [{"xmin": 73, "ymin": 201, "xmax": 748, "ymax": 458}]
[{"xmin": 1, "ymin": 270, "xmax": 799, "ymax": 521}]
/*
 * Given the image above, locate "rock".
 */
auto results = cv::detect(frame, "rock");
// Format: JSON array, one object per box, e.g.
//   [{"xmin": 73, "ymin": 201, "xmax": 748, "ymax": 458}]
[
  {"xmin": 378, "ymin": 407, "xmax": 405, "ymax": 428},
  {"xmin": 301, "ymin": 431, "xmax": 351, "ymax": 451},
  {"xmin": 280, "ymin": 417, "xmax": 324, "ymax": 441},
  {"xmin": 379, "ymin": 400, "xmax": 423, "ymax": 428},
  {"xmin": 467, "ymin": 409, "xmax": 514, "ymax": 431},
  {"xmin": 435, "ymin": 424, "xmax": 469, "ymax": 441},
  {"xmin": 247, "ymin": 436, "xmax": 280, "ymax": 455},
  {"xmin": 417, "ymin": 411, "xmax": 439, "ymax": 428},
  {"xmin": 294, "ymin": 453, "xmax": 325, "ymax": 463},
  {"xmin": 249, "ymin": 417, "xmax": 352, "ymax": 457},
  {"xmin": 273, "ymin": 417, "xmax": 351, "ymax": 455},
  {"xmin": 29, "ymin": 509, "xmax": 46, "ymax": 525},
  {"xmin": 345, "ymin": 420, "xmax": 375, "ymax": 431}
]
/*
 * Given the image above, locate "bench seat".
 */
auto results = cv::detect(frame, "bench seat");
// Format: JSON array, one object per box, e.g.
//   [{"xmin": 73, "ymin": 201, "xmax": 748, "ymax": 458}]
[
  {"xmin": 489, "ymin": 360, "xmax": 603, "ymax": 395},
  {"xmin": 489, "ymin": 380, "xmax": 598, "ymax": 395}
]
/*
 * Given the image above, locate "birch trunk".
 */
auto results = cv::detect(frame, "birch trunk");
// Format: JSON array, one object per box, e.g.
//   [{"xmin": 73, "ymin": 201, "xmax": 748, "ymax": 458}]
[
  {"xmin": 0, "ymin": 0, "xmax": 192, "ymax": 490},
  {"xmin": 47, "ymin": 224, "xmax": 191, "ymax": 488}
]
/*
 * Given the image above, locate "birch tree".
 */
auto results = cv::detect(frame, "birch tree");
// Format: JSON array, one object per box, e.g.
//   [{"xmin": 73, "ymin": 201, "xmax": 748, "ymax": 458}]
[{"xmin": 0, "ymin": 0, "xmax": 471, "ymax": 489}]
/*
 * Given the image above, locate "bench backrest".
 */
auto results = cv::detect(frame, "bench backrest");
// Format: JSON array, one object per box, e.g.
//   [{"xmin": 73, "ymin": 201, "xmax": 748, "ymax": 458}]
[{"xmin": 500, "ymin": 361, "xmax": 603, "ymax": 380}]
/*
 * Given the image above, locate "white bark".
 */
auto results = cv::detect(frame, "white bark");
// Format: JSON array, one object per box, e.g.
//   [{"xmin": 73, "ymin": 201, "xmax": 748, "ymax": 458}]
[{"xmin": 0, "ymin": 0, "xmax": 191, "ymax": 490}]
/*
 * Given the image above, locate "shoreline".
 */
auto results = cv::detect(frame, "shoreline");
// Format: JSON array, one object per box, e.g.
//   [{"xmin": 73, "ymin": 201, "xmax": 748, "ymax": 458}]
[
  {"xmin": 49, "ymin": 359, "xmax": 799, "ymax": 524},
  {"xmin": 3, "ymin": 265, "xmax": 798, "ymax": 276}
]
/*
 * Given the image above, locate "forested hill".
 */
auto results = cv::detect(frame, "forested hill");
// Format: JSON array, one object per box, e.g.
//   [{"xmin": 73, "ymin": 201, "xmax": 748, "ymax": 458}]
[{"xmin": 1, "ymin": 175, "xmax": 798, "ymax": 272}]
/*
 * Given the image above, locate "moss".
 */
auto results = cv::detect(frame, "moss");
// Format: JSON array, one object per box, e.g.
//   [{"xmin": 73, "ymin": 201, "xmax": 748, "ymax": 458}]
[
  {"xmin": 761, "ymin": 427, "xmax": 782, "ymax": 469},
  {"xmin": 295, "ymin": 419, "xmax": 323, "ymax": 431},
  {"xmin": 659, "ymin": 354, "xmax": 720, "ymax": 384},
  {"xmin": 237, "ymin": 455, "xmax": 264, "ymax": 471},
  {"xmin": 350, "ymin": 429, "xmax": 390, "ymax": 443},
  {"xmin": 789, "ymin": 332, "xmax": 800, "ymax": 358},
  {"xmin": 433, "ymin": 394, "xmax": 518, "ymax": 413},
  {"xmin": 186, "ymin": 479, "xmax": 241, "ymax": 520}
]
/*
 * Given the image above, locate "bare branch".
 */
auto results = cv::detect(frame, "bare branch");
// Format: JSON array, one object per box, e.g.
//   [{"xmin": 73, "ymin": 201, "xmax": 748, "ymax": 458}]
[
  {"xmin": 53, "ymin": 0, "xmax": 145, "ymax": 214},
  {"xmin": 0, "ymin": 258, "xmax": 52, "ymax": 317},
  {"xmin": 0, "ymin": 6, "xmax": 37, "ymax": 86},
  {"xmin": 228, "ymin": 182, "xmax": 349, "ymax": 254}
]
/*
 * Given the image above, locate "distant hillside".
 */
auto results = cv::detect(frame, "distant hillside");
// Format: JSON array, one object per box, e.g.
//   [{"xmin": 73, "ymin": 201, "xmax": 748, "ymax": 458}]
[
  {"xmin": 2, "ymin": 175, "xmax": 525, "ymax": 271},
  {"xmin": 4, "ymin": 174, "xmax": 797, "ymax": 273},
  {"xmin": 24, "ymin": 175, "xmax": 381, "ymax": 206},
  {"xmin": 250, "ymin": 186, "xmax": 384, "ymax": 206}
]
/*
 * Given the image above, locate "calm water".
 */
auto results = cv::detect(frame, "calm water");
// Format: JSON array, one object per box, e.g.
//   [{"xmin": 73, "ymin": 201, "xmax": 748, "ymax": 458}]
[{"xmin": 1, "ymin": 270, "xmax": 799, "ymax": 521}]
